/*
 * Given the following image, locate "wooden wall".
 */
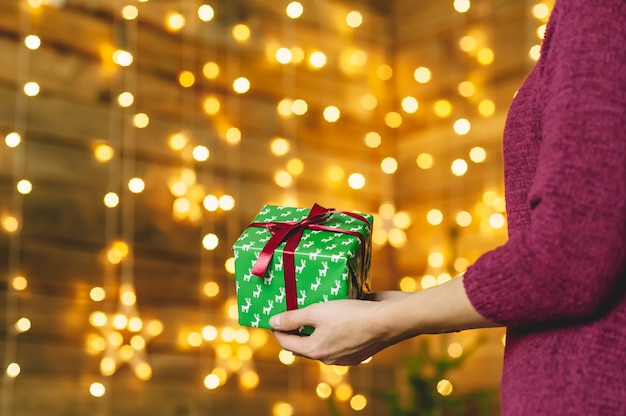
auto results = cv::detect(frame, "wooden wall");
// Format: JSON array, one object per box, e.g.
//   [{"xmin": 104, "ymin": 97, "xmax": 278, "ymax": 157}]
[{"xmin": 0, "ymin": 0, "xmax": 551, "ymax": 414}]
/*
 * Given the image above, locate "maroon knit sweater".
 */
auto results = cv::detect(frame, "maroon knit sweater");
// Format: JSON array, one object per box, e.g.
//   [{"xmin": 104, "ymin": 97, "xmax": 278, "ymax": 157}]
[{"xmin": 463, "ymin": 0, "xmax": 626, "ymax": 414}]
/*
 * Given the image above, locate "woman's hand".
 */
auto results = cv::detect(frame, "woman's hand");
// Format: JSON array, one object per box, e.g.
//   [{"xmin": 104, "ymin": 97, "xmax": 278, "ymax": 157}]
[
  {"xmin": 269, "ymin": 276, "xmax": 499, "ymax": 366},
  {"xmin": 270, "ymin": 291, "xmax": 412, "ymax": 366}
]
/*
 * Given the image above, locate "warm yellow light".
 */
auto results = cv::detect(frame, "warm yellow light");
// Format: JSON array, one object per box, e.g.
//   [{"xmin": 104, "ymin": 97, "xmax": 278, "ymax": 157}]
[
  {"xmin": 453, "ymin": 0, "xmax": 471, "ymax": 13},
  {"xmin": 388, "ymin": 229, "xmax": 407, "ymax": 248},
  {"xmin": 204, "ymin": 373, "xmax": 221, "ymax": 390},
  {"xmin": 532, "ymin": 3, "xmax": 550, "ymax": 19},
  {"xmin": 456, "ymin": 211, "xmax": 473, "ymax": 227},
  {"xmin": 453, "ymin": 118, "xmax": 471, "ymax": 135},
  {"xmin": 100, "ymin": 357, "xmax": 116, "ymax": 375},
  {"xmin": 203, "ymin": 281, "xmax": 220, "ymax": 298},
  {"xmin": 401, "ymin": 96, "xmax": 419, "ymax": 113},
  {"xmin": 421, "ymin": 274, "xmax": 437, "ymax": 289},
  {"xmin": 459, "ymin": 35, "xmax": 477, "ymax": 52},
  {"xmin": 203, "ymin": 62, "xmax": 220, "ymax": 79},
  {"xmin": 377, "ymin": 64, "xmax": 393, "ymax": 81},
  {"xmin": 277, "ymin": 98, "xmax": 294, "ymax": 117},
  {"xmin": 146, "ymin": 319, "xmax": 163, "ymax": 337},
  {"xmin": 112, "ymin": 313, "xmax": 128, "ymax": 330},
  {"xmin": 135, "ymin": 362, "xmax": 152, "ymax": 381},
  {"xmin": 15, "ymin": 317, "xmax": 31, "ymax": 333},
  {"xmin": 347, "ymin": 173, "xmax": 365, "ymax": 190},
  {"xmin": 469, "ymin": 146, "xmax": 487, "ymax": 163},
  {"xmin": 239, "ymin": 370, "xmax": 259, "ymax": 390},
  {"xmin": 5, "ymin": 132, "xmax": 21, "ymax": 148},
  {"xmin": 292, "ymin": 99, "xmax": 308, "ymax": 115},
  {"xmin": 437, "ymin": 379, "xmax": 454, "ymax": 396},
  {"xmin": 451, "ymin": 159, "xmax": 469, "ymax": 176},
  {"xmin": 361, "ymin": 93, "xmax": 378, "ymax": 110},
  {"xmin": 489, "ymin": 213, "xmax": 506, "ymax": 229},
  {"xmin": 290, "ymin": 47, "xmax": 305, "ymax": 63},
  {"xmin": 278, "ymin": 349, "xmax": 296, "ymax": 365},
  {"xmin": 90, "ymin": 287, "xmax": 106, "ymax": 302},
  {"xmin": 203, "ymin": 96, "xmax": 220, "ymax": 115},
  {"xmin": 275, "ymin": 47, "xmax": 293, "ymax": 64},
  {"xmin": 235, "ymin": 329, "xmax": 250, "ymax": 344},
  {"xmin": 221, "ymin": 327, "xmax": 236, "ymax": 342},
  {"xmin": 233, "ymin": 77, "xmax": 250, "ymax": 94},
  {"xmin": 16, "ymin": 179, "xmax": 32, "ymax": 195},
  {"xmin": 202, "ymin": 325, "xmax": 218, "ymax": 341},
  {"xmin": 477, "ymin": 48, "xmax": 494, "ymax": 65},
  {"xmin": 454, "ymin": 257, "xmax": 470, "ymax": 272},
  {"xmin": 187, "ymin": 332, "xmax": 203, "ymax": 347},
  {"xmin": 203, "ymin": 195, "xmax": 219, "ymax": 211},
  {"xmin": 112, "ymin": 50, "xmax": 133, "ymax": 67},
  {"xmin": 12, "ymin": 276, "xmax": 28, "ymax": 291},
  {"xmin": 316, "ymin": 382, "xmax": 332, "ymax": 399},
  {"xmin": 416, "ymin": 153, "xmax": 434, "ymax": 169},
  {"xmin": 458, "ymin": 81, "xmax": 476, "ymax": 98},
  {"xmin": 323, "ymin": 106, "xmax": 340, "ymax": 122},
  {"xmin": 103, "ymin": 192, "xmax": 119, "ymax": 208},
  {"xmin": 128, "ymin": 317, "xmax": 143, "ymax": 332},
  {"xmin": 24, "ymin": 34, "xmax": 41, "ymax": 50},
  {"xmin": 90, "ymin": 311, "xmax": 107, "ymax": 327},
  {"xmin": 448, "ymin": 342, "xmax": 464, "ymax": 358},
  {"xmin": 198, "ymin": 4, "xmax": 215, "ymax": 22},
  {"xmin": 478, "ymin": 99, "xmax": 496, "ymax": 117},
  {"xmin": 287, "ymin": 158, "xmax": 304, "ymax": 176},
  {"xmin": 413, "ymin": 67, "xmax": 431, "ymax": 84},
  {"xmin": 273, "ymin": 402, "xmax": 294, "ymax": 416},
  {"xmin": 346, "ymin": 11, "xmax": 363, "ymax": 28},
  {"xmin": 364, "ymin": 132, "xmax": 381, "ymax": 148},
  {"xmin": 115, "ymin": 91, "xmax": 134, "ymax": 108},
  {"xmin": 286, "ymin": 1, "xmax": 303, "ymax": 19},
  {"xmin": 428, "ymin": 252, "xmax": 445, "ymax": 268},
  {"xmin": 128, "ymin": 177, "xmax": 145, "ymax": 193},
  {"xmin": 393, "ymin": 211, "xmax": 411, "ymax": 229},
  {"xmin": 381, "ymin": 157, "xmax": 398, "ymax": 174},
  {"xmin": 232, "ymin": 24, "xmax": 251, "ymax": 42},
  {"xmin": 529, "ymin": 45, "xmax": 541, "ymax": 61},
  {"xmin": 6, "ymin": 363, "xmax": 20, "ymax": 378},
  {"xmin": 434, "ymin": 99, "xmax": 453, "ymax": 118},
  {"xmin": 166, "ymin": 12, "xmax": 185, "ymax": 31},
  {"xmin": 89, "ymin": 382, "xmax": 106, "ymax": 398},
  {"xmin": 379, "ymin": 203, "xmax": 395, "ymax": 219},
  {"xmin": 438, "ymin": 273, "xmax": 452, "ymax": 286},
  {"xmin": 2, "ymin": 215, "xmax": 20, "ymax": 233},
  {"xmin": 350, "ymin": 394, "xmax": 367, "ymax": 411},
  {"xmin": 179, "ymin": 70, "xmax": 195, "ymax": 88},
  {"xmin": 224, "ymin": 257, "xmax": 235, "ymax": 274},
  {"xmin": 274, "ymin": 170, "xmax": 293, "ymax": 188},
  {"xmin": 385, "ymin": 111, "xmax": 402, "ymax": 128},
  {"xmin": 335, "ymin": 383, "xmax": 353, "ymax": 401},
  {"xmin": 399, "ymin": 276, "xmax": 418, "ymax": 292},
  {"xmin": 133, "ymin": 113, "xmax": 150, "ymax": 128},
  {"xmin": 537, "ymin": 24, "xmax": 547, "ymax": 39},
  {"xmin": 121, "ymin": 5, "xmax": 138, "ymax": 20},
  {"xmin": 309, "ymin": 51, "xmax": 327, "ymax": 68},
  {"xmin": 328, "ymin": 166, "xmax": 345, "ymax": 182},
  {"xmin": 225, "ymin": 127, "xmax": 242, "ymax": 144},
  {"xmin": 371, "ymin": 228, "xmax": 388, "ymax": 246},
  {"xmin": 192, "ymin": 145, "xmax": 210, "ymax": 162},
  {"xmin": 23, "ymin": 81, "xmax": 40, "ymax": 96},
  {"xmin": 121, "ymin": 290, "xmax": 136, "ymax": 306},
  {"xmin": 427, "ymin": 209, "xmax": 443, "ymax": 225},
  {"xmin": 202, "ymin": 233, "xmax": 219, "ymax": 250}
]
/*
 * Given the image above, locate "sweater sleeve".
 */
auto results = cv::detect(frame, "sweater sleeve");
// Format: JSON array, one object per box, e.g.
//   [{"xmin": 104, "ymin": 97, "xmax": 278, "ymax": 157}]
[{"xmin": 463, "ymin": 0, "xmax": 626, "ymax": 327}]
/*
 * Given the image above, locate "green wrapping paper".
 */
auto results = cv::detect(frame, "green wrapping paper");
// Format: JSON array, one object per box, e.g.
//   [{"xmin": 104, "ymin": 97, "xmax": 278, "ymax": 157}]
[{"xmin": 232, "ymin": 204, "xmax": 373, "ymax": 330}]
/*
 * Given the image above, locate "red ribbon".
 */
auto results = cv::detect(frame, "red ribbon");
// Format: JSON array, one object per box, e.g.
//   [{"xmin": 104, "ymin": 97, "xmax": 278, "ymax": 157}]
[{"xmin": 249, "ymin": 203, "xmax": 371, "ymax": 311}]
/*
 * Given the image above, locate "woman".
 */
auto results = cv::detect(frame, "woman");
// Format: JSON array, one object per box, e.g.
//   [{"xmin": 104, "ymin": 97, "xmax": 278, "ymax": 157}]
[{"xmin": 269, "ymin": 0, "xmax": 626, "ymax": 414}]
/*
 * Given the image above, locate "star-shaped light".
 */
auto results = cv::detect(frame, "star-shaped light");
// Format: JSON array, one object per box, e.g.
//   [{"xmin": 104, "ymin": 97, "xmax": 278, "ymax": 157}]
[
  {"xmin": 89, "ymin": 282, "xmax": 163, "ymax": 380},
  {"xmin": 184, "ymin": 297, "xmax": 266, "ymax": 391}
]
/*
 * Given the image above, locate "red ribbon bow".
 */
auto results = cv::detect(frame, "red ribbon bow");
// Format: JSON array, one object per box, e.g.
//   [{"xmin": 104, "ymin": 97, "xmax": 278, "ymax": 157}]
[{"xmin": 249, "ymin": 203, "xmax": 371, "ymax": 311}]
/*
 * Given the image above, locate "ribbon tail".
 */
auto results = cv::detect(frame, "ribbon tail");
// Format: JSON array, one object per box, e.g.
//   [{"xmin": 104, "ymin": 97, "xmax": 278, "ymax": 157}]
[{"xmin": 283, "ymin": 228, "xmax": 304, "ymax": 311}]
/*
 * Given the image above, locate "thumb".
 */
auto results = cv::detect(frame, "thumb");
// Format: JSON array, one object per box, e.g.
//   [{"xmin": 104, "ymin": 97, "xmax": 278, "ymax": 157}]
[{"xmin": 269, "ymin": 308, "xmax": 313, "ymax": 331}]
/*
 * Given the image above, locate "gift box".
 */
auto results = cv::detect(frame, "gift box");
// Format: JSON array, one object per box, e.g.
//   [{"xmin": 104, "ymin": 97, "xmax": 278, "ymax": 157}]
[{"xmin": 232, "ymin": 203, "xmax": 373, "ymax": 330}]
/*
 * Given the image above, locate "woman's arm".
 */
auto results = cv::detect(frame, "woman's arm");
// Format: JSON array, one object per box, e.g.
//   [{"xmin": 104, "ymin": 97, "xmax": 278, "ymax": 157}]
[{"xmin": 270, "ymin": 274, "xmax": 499, "ymax": 366}]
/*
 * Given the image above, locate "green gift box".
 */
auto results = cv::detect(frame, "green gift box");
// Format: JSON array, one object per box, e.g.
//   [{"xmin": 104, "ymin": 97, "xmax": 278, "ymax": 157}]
[{"xmin": 232, "ymin": 203, "xmax": 373, "ymax": 330}]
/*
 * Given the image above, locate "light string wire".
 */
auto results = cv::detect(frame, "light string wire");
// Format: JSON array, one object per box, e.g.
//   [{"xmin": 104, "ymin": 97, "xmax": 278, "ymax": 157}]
[{"xmin": 1, "ymin": 2, "xmax": 31, "ymax": 415}]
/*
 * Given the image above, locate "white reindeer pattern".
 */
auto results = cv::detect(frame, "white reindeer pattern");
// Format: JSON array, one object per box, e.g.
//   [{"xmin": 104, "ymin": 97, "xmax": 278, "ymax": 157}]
[
  {"xmin": 251, "ymin": 314, "xmax": 261, "ymax": 327},
  {"xmin": 310, "ymin": 277, "xmax": 322, "ymax": 291},
  {"xmin": 309, "ymin": 248, "xmax": 322, "ymax": 261},
  {"xmin": 319, "ymin": 261, "xmax": 329, "ymax": 277},
  {"xmin": 295, "ymin": 259, "xmax": 307, "ymax": 274},
  {"xmin": 241, "ymin": 298, "xmax": 252, "ymax": 313},
  {"xmin": 253, "ymin": 284, "xmax": 262, "ymax": 298},
  {"xmin": 275, "ymin": 287, "xmax": 286, "ymax": 303},
  {"xmin": 263, "ymin": 300, "xmax": 274, "ymax": 315},
  {"xmin": 330, "ymin": 280, "xmax": 342, "ymax": 296},
  {"xmin": 331, "ymin": 251, "xmax": 345, "ymax": 263},
  {"xmin": 297, "ymin": 290, "xmax": 307, "ymax": 306}
]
